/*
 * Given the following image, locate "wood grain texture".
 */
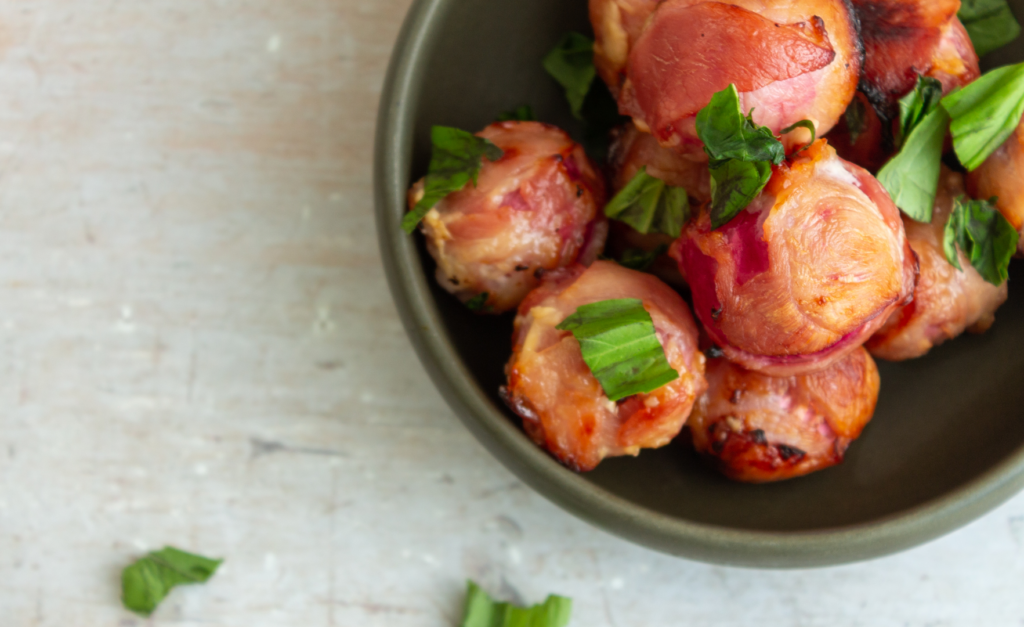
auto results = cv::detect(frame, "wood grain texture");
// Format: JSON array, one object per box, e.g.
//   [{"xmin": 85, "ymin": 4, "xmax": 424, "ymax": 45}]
[{"xmin": 0, "ymin": 1, "xmax": 1022, "ymax": 625}]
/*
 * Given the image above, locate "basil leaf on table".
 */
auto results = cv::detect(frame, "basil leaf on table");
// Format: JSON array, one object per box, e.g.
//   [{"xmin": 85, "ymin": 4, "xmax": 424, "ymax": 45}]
[
  {"xmin": 497, "ymin": 104, "xmax": 536, "ymax": 122},
  {"xmin": 618, "ymin": 244, "xmax": 670, "ymax": 272},
  {"xmin": 897, "ymin": 75, "xmax": 943, "ymax": 149},
  {"xmin": 959, "ymin": 0, "xmax": 1022, "ymax": 57},
  {"xmin": 943, "ymin": 196, "xmax": 1019, "ymax": 285},
  {"xmin": 122, "ymin": 547, "xmax": 223, "ymax": 617},
  {"xmin": 604, "ymin": 167, "xmax": 690, "ymax": 237},
  {"xmin": 402, "ymin": 126, "xmax": 504, "ymax": 234},
  {"xmin": 542, "ymin": 32, "xmax": 596, "ymax": 121},
  {"xmin": 557, "ymin": 298, "xmax": 679, "ymax": 402},
  {"xmin": 461, "ymin": 581, "xmax": 572, "ymax": 627},
  {"xmin": 942, "ymin": 62, "xmax": 1024, "ymax": 172},
  {"xmin": 877, "ymin": 106, "xmax": 950, "ymax": 223}
]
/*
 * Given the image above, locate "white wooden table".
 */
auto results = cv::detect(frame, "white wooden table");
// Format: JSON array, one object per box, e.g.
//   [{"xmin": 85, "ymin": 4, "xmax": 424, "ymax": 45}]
[{"xmin": 0, "ymin": 2, "xmax": 1022, "ymax": 625}]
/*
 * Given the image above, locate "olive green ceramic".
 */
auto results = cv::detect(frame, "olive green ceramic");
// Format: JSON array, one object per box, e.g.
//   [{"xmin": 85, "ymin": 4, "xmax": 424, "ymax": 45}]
[{"xmin": 374, "ymin": 0, "xmax": 1024, "ymax": 567}]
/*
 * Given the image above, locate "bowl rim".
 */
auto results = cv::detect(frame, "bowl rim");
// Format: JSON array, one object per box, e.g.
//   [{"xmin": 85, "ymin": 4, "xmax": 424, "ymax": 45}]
[{"xmin": 372, "ymin": 0, "xmax": 1024, "ymax": 568}]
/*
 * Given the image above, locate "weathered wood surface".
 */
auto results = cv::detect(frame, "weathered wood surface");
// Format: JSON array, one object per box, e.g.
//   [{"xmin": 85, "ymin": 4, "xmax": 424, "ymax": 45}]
[{"xmin": 0, "ymin": 1, "xmax": 1022, "ymax": 625}]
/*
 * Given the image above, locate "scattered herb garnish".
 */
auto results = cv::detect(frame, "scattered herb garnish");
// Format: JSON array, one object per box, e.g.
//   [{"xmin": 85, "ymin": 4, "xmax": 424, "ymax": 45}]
[
  {"xmin": 122, "ymin": 547, "xmax": 223, "ymax": 617},
  {"xmin": 461, "ymin": 581, "xmax": 572, "ymax": 627},
  {"xmin": 618, "ymin": 244, "xmax": 670, "ymax": 272},
  {"xmin": 897, "ymin": 75, "xmax": 943, "ymax": 149},
  {"xmin": 943, "ymin": 196, "xmax": 1019, "ymax": 285},
  {"xmin": 959, "ymin": 0, "xmax": 1022, "ymax": 57},
  {"xmin": 877, "ymin": 106, "xmax": 950, "ymax": 223},
  {"xmin": 542, "ymin": 32, "xmax": 596, "ymax": 121},
  {"xmin": 942, "ymin": 62, "xmax": 1024, "ymax": 172},
  {"xmin": 556, "ymin": 298, "xmax": 679, "ymax": 401},
  {"xmin": 604, "ymin": 167, "xmax": 690, "ymax": 237},
  {"xmin": 402, "ymin": 126, "xmax": 504, "ymax": 234},
  {"xmin": 497, "ymin": 104, "xmax": 536, "ymax": 122},
  {"xmin": 696, "ymin": 85, "xmax": 789, "ymax": 229},
  {"xmin": 465, "ymin": 292, "xmax": 490, "ymax": 312},
  {"xmin": 781, "ymin": 120, "xmax": 817, "ymax": 156},
  {"xmin": 845, "ymin": 97, "xmax": 868, "ymax": 145}
]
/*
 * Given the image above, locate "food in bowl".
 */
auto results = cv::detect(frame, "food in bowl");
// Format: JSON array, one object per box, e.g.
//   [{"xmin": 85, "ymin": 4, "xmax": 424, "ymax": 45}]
[{"xmin": 400, "ymin": 0, "xmax": 1023, "ymax": 483}]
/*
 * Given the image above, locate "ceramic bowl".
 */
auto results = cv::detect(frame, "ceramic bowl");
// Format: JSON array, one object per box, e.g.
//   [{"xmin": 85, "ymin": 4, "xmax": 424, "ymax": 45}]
[{"xmin": 374, "ymin": 0, "xmax": 1024, "ymax": 567}]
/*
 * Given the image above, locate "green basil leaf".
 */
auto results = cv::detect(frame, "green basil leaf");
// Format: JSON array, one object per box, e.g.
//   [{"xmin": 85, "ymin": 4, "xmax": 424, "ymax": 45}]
[
  {"xmin": 556, "ymin": 298, "xmax": 679, "ymax": 401},
  {"xmin": 943, "ymin": 62, "xmax": 1024, "ymax": 171},
  {"xmin": 696, "ymin": 85, "xmax": 786, "ymax": 166},
  {"xmin": 897, "ymin": 75, "xmax": 943, "ymax": 149},
  {"xmin": 604, "ymin": 167, "xmax": 690, "ymax": 237},
  {"xmin": 877, "ymin": 106, "xmax": 950, "ymax": 223},
  {"xmin": 122, "ymin": 547, "xmax": 223, "ymax": 617},
  {"xmin": 461, "ymin": 581, "xmax": 572, "ymax": 627},
  {"xmin": 465, "ymin": 292, "xmax": 490, "ymax": 312},
  {"xmin": 403, "ymin": 126, "xmax": 504, "ymax": 234},
  {"xmin": 709, "ymin": 160, "xmax": 773, "ymax": 229},
  {"xmin": 845, "ymin": 97, "xmax": 868, "ymax": 145},
  {"xmin": 543, "ymin": 32, "xmax": 596, "ymax": 121},
  {"xmin": 943, "ymin": 196, "xmax": 1019, "ymax": 285},
  {"xmin": 618, "ymin": 244, "xmax": 670, "ymax": 272},
  {"xmin": 497, "ymin": 105, "xmax": 536, "ymax": 122},
  {"xmin": 781, "ymin": 119, "xmax": 817, "ymax": 156},
  {"xmin": 959, "ymin": 0, "xmax": 1022, "ymax": 57}
]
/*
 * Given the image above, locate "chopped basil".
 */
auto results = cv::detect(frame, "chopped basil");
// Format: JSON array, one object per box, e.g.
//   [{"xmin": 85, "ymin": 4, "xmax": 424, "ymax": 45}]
[
  {"xmin": 959, "ymin": 0, "xmax": 1022, "ymax": 57},
  {"xmin": 696, "ymin": 85, "xmax": 786, "ymax": 229},
  {"xmin": 618, "ymin": 245, "xmax": 670, "ymax": 272},
  {"xmin": 556, "ymin": 298, "xmax": 679, "ymax": 402},
  {"xmin": 845, "ymin": 97, "xmax": 868, "ymax": 145},
  {"xmin": 604, "ymin": 167, "xmax": 690, "ymax": 237},
  {"xmin": 461, "ymin": 581, "xmax": 572, "ymax": 627},
  {"xmin": 781, "ymin": 120, "xmax": 817, "ymax": 156},
  {"xmin": 943, "ymin": 196, "xmax": 1019, "ymax": 285},
  {"xmin": 121, "ymin": 547, "xmax": 223, "ymax": 617},
  {"xmin": 497, "ymin": 104, "xmax": 536, "ymax": 122},
  {"xmin": 877, "ymin": 107, "xmax": 950, "ymax": 223},
  {"xmin": 542, "ymin": 32, "xmax": 596, "ymax": 121},
  {"xmin": 403, "ymin": 126, "xmax": 504, "ymax": 234},
  {"xmin": 897, "ymin": 75, "xmax": 943, "ymax": 149},
  {"xmin": 465, "ymin": 292, "xmax": 490, "ymax": 311},
  {"xmin": 943, "ymin": 63, "xmax": 1024, "ymax": 172}
]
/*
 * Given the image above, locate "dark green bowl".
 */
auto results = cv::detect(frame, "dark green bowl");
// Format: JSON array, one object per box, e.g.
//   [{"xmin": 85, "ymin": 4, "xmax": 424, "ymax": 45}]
[{"xmin": 374, "ymin": 0, "xmax": 1024, "ymax": 567}]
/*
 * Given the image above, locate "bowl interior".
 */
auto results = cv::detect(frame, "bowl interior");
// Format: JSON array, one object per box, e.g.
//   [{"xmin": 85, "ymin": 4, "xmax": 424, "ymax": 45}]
[{"xmin": 389, "ymin": 0, "xmax": 1024, "ymax": 558}]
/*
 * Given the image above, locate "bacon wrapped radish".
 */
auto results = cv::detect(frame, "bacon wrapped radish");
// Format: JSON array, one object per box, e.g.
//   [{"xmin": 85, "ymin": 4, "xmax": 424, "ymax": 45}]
[
  {"xmin": 689, "ymin": 347, "xmax": 879, "ymax": 483},
  {"xmin": 603, "ymin": 0, "xmax": 861, "ymax": 158},
  {"xmin": 671, "ymin": 140, "xmax": 917, "ymax": 376},
  {"xmin": 406, "ymin": 122, "xmax": 608, "ymax": 314},
  {"xmin": 501, "ymin": 261, "xmax": 707, "ymax": 471}
]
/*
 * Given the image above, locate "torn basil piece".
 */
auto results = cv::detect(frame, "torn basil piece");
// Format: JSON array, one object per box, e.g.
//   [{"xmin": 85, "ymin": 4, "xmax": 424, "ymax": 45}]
[
  {"xmin": 943, "ymin": 62, "xmax": 1024, "ymax": 172},
  {"xmin": 604, "ymin": 167, "xmax": 690, "ymax": 238},
  {"xmin": 959, "ymin": 0, "xmax": 1022, "ymax": 57},
  {"xmin": 461, "ymin": 581, "xmax": 572, "ymax": 627},
  {"xmin": 877, "ymin": 106, "xmax": 950, "ymax": 223},
  {"xmin": 897, "ymin": 75, "xmax": 943, "ymax": 149},
  {"xmin": 557, "ymin": 298, "xmax": 679, "ymax": 402},
  {"xmin": 943, "ymin": 196, "xmax": 1019, "ymax": 285},
  {"xmin": 542, "ymin": 32, "xmax": 596, "ymax": 121},
  {"xmin": 121, "ymin": 547, "xmax": 223, "ymax": 617}
]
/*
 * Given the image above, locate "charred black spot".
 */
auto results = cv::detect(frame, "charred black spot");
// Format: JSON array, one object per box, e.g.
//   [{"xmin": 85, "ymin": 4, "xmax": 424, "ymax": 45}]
[
  {"xmin": 711, "ymin": 307, "xmax": 722, "ymax": 320},
  {"xmin": 777, "ymin": 444, "xmax": 806, "ymax": 461},
  {"xmin": 576, "ymin": 186, "xmax": 583, "ymax": 198},
  {"xmin": 705, "ymin": 346, "xmax": 724, "ymax": 359},
  {"xmin": 449, "ymin": 277, "xmax": 460, "ymax": 286},
  {"xmin": 748, "ymin": 429, "xmax": 767, "ymax": 445},
  {"xmin": 515, "ymin": 265, "xmax": 529, "ymax": 272},
  {"xmin": 534, "ymin": 268, "xmax": 546, "ymax": 280}
]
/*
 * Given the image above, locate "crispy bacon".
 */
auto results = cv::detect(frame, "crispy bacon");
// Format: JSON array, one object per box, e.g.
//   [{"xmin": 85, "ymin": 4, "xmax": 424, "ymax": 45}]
[
  {"xmin": 408, "ymin": 121, "xmax": 607, "ymax": 313},
  {"xmin": 869, "ymin": 169, "xmax": 1008, "ymax": 360},
  {"xmin": 612, "ymin": 0, "xmax": 861, "ymax": 158},
  {"xmin": 689, "ymin": 347, "xmax": 879, "ymax": 483},
  {"xmin": 670, "ymin": 140, "xmax": 917, "ymax": 376},
  {"xmin": 502, "ymin": 261, "xmax": 707, "ymax": 471}
]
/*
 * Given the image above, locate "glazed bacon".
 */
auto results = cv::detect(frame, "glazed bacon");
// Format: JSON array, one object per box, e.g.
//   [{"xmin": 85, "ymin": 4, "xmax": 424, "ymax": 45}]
[
  {"xmin": 966, "ymin": 115, "xmax": 1024, "ymax": 255},
  {"xmin": 689, "ymin": 348, "xmax": 879, "ymax": 483},
  {"xmin": 612, "ymin": 0, "xmax": 861, "ymax": 158},
  {"xmin": 408, "ymin": 121, "xmax": 607, "ymax": 314},
  {"xmin": 869, "ymin": 169, "xmax": 1009, "ymax": 360},
  {"xmin": 852, "ymin": 0, "xmax": 979, "ymax": 116},
  {"xmin": 671, "ymin": 140, "xmax": 917, "ymax": 376},
  {"xmin": 502, "ymin": 261, "xmax": 707, "ymax": 472}
]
